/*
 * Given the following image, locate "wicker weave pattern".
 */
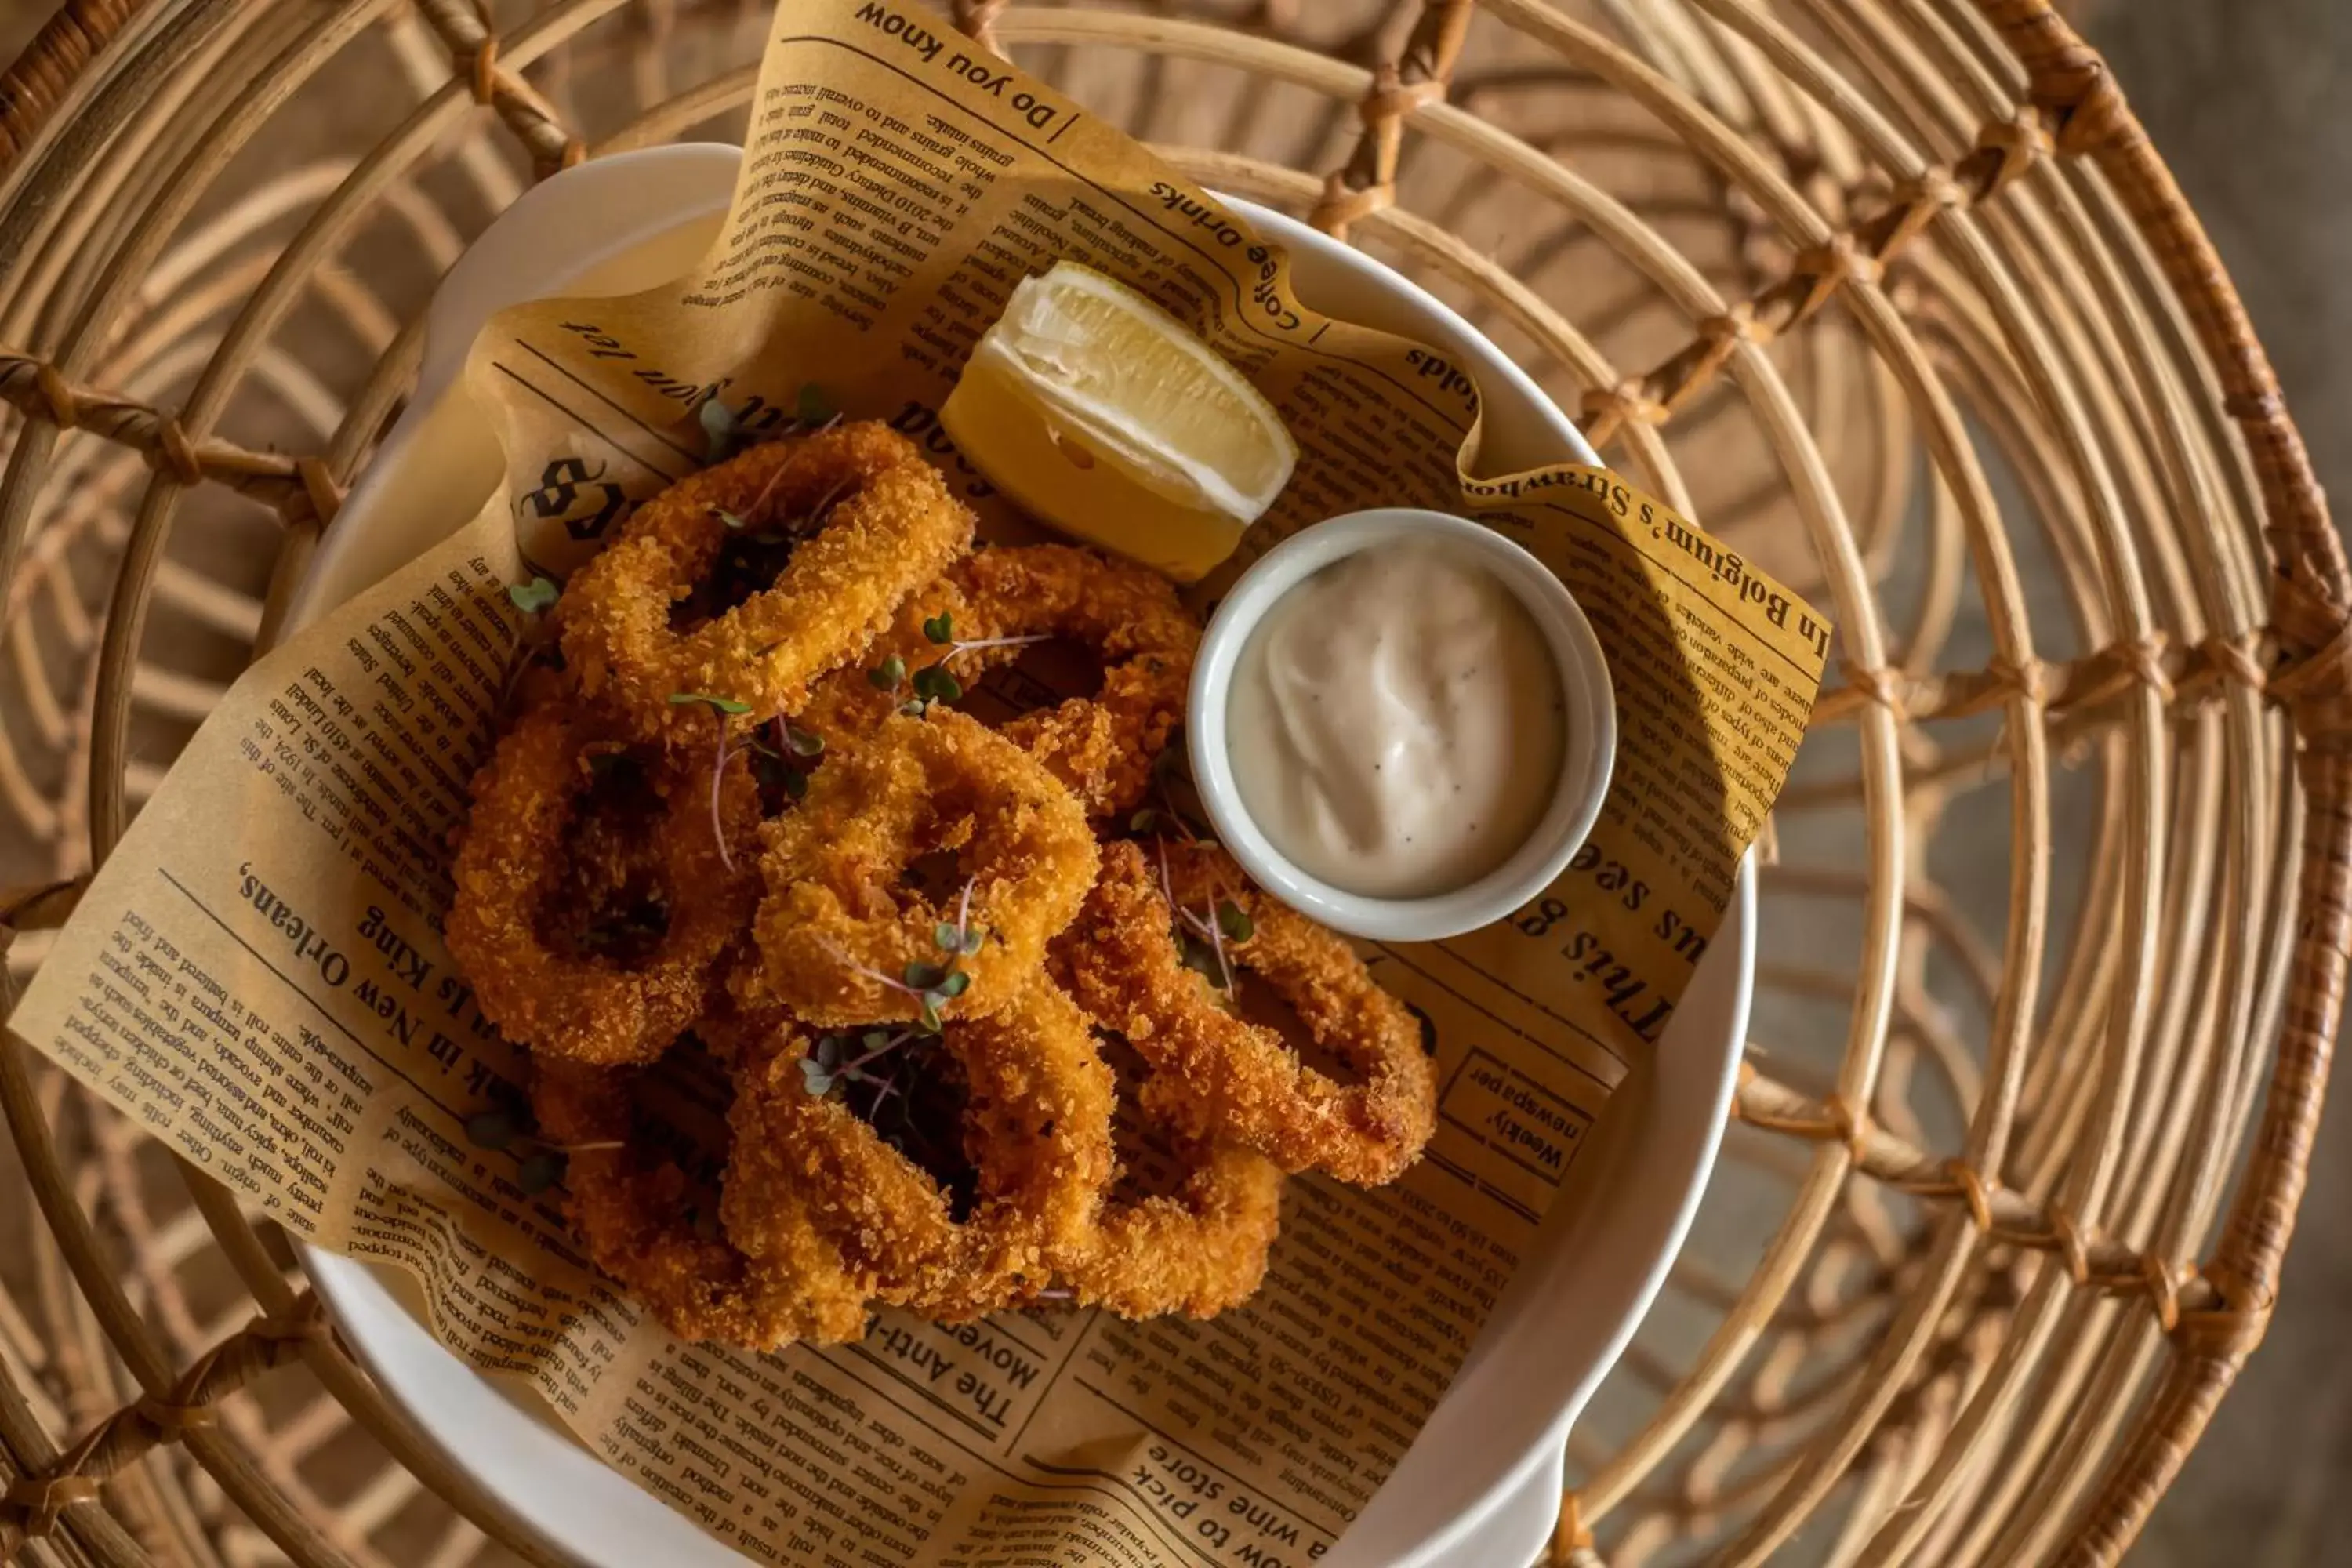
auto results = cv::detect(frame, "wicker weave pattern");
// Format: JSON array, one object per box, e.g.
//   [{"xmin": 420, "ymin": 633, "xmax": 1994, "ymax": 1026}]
[{"xmin": 0, "ymin": 2, "xmax": 2338, "ymax": 1564}]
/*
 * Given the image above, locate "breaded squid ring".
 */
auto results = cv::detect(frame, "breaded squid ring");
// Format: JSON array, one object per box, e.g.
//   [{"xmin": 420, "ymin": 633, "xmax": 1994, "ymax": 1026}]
[
  {"xmin": 742, "ymin": 709, "xmax": 1095, "ymax": 1025},
  {"xmin": 532, "ymin": 1049, "xmax": 870, "ymax": 1349},
  {"xmin": 794, "ymin": 546, "xmax": 1196, "ymax": 815},
  {"xmin": 1056, "ymin": 1134, "xmax": 1282, "ymax": 1319},
  {"xmin": 957, "ymin": 546, "xmax": 1197, "ymax": 816},
  {"xmin": 1054, "ymin": 840, "xmax": 1436, "ymax": 1185},
  {"xmin": 724, "ymin": 982, "xmax": 1114, "ymax": 1321},
  {"xmin": 1045, "ymin": 1014, "xmax": 1283, "ymax": 1319},
  {"xmin": 446, "ymin": 698, "xmax": 759, "ymax": 1064},
  {"xmin": 559, "ymin": 421, "xmax": 973, "ymax": 735}
]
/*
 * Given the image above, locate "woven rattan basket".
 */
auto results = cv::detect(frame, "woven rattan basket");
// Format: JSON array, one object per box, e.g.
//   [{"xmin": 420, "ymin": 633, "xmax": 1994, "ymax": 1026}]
[{"xmin": 0, "ymin": 2, "xmax": 2342, "ymax": 1564}]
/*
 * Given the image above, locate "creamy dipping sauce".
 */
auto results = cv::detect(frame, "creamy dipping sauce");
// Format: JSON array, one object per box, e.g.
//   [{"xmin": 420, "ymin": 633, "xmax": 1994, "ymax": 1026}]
[{"xmin": 1226, "ymin": 537, "xmax": 1566, "ymax": 898}]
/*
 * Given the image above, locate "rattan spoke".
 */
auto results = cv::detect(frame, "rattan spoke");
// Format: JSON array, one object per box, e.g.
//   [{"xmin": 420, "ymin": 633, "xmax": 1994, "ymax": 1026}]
[{"xmin": 0, "ymin": 352, "xmax": 341, "ymax": 527}]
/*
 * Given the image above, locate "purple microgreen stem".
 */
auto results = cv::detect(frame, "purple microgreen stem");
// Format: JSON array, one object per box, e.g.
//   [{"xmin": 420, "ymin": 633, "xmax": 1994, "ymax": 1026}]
[
  {"xmin": 938, "ymin": 633, "xmax": 1051, "ymax": 666},
  {"xmin": 843, "ymin": 958, "xmax": 949, "ymax": 1029},
  {"xmin": 1156, "ymin": 836, "xmax": 1236, "ymax": 996},
  {"xmin": 709, "ymin": 730, "xmax": 735, "ymax": 873},
  {"xmin": 841, "ymin": 1029, "xmax": 920, "ymax": 1078},
  {"xmin": 858, "ymin": 1062, "xmax": 902, "ymax": 1121}
]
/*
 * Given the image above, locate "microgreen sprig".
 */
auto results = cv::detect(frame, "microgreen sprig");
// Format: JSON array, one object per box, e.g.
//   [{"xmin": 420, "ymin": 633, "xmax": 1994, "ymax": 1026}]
[
  {"xmin": 699, "ymin": 383, "xmax": 841, "ymax": 465},
  {"xmin": 820, "ymin": 879, "xmax": 983, "ymax": 1048},
  {"xmin": 865, "ymin": 611, "xmax": 1053, "ymax": 718},
  {"xmin": 463, "ymin": 1108, "xmax": 615, "ymax": 1196},
  {"xmin": 799, "ymin": 1026, "xmax": 921, "ymax": 1097},
  {"xmin": 664, "ymin": 695, "xmax": 822, "ymax": 869},
  {"xmin": 668, "ymin": 692, "xmax": 751, "ymax": 717},
  {"xmin": 921, "ymin": 609, "xmax": 1051, "ymax": 666},
  {"xmin": 714, "ymin": 463, "xmax": 858, "ymax": 546},
  {"xmin": 842, "ymin": 956, "xmax": 975, "ymax": 1033},
  {"xmin": 494, "ymin": 572, "xmax": 566, "ymax": 714},
  {"xmin": 507, "ymin": 575, "xmax": 560, "ymax": 614},
  {"xmin": 1152, "ymin": 835, "xmax": 1252, "ymax": 998},
  {"xmin": 700, "ymin": 396, "xmax": 748, "ymax": 462},
  {"xmin": 1129, "ymin": 739, "xmax": 1218, "ymax": 846}
]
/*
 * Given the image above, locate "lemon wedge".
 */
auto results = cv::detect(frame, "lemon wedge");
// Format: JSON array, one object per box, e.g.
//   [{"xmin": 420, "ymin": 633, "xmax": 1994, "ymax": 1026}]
[{"xmin": 941, "ymin": 261, "xmax": 1298, "ymax": 582}]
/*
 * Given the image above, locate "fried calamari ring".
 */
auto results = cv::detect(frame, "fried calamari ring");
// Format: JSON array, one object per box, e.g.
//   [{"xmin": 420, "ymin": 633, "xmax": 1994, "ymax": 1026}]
[
  {"xmin": 1054, "ymin": 840, "xmax": 1436, "ymax": 1185},
  {"xmin": 793, "ymin": 546, "xmax": 1196, "ymax": 815},
  {"xmin": 560, "ymin": 421, "xmax": 973, "ymax": 735},
  {"xmin": 1055, "ymin": 1133, "xmax": 1281, "ymax": 1319},
  {"xmin": 742, "ymin": 708, "xmax": 1095, "ymax": 1025},
  {"xmin": 446, "ymin": 697, "xmax": 759, "ymax": 1064},
  {"xmin": 532, "ymin": 1050, "xmax": 869, "ymax": 1349},
  {"xmin": 724, "ymin": 982, "xmax": 1114, "ymax": 1321},
  {"xmin": 949, "ymin": 546, "xmax": 1198, "ymax": 815},
  {"xmin": 1045, "ymin": 1016, "xmax": 1283, "ymax": 1319}
]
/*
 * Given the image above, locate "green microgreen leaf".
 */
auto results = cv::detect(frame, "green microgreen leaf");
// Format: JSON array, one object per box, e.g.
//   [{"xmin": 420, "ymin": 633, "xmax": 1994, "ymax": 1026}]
[
  {"xmin": 903, "ymin": 960, "xmax": 949, "ymax": 991},
  {"xmin": 899, "ymin": 699, "xmax": 929, "ymax": 718},
  {"xmin": 869, "ymin": 654, "xmax": 906, "ymax": 691},
  {"xmin": 960, "ymin": 928, "xmax": 984, "ymax": 956},
  {"xmin": 1129, "ymin": 808, "xmax": 1160, "ymax": 835},
  {"xmin": 937, "ymin": 970, "xmax": 971, "ymax": 999},
  {"xmin": 465, "ymin": 1111, "xmax": 517, "ymax": 1151},
  {"xmin": 911, "ymin": 666, "xmax": 963, "ymax": 704},
  {"xmin": 667, "ymin": 691, "xmax": 751, "ymax": 715},
  {"xmin": 1217, "ymin": 900, "xmax": 1254, "ymax": 943},
  {"xmin": 700, "ymin": 396, "xmax": 743, "ymax": 459},
  {"xmin": 923, "ymin": 611, "xmax": 955, "ymax": 644},
  {"xmin": 796, "ymin": 383, "xmax": 837, "ymax": 426},
  {"xmin": 517, "ymin": 1150, "xmax": 567, "ymax": 1195},
  {"xmin": 916, "ymin": 996, "xmax": 944, "ymax": 1033},
  {"xmin": 863, "ymin": 1029, "xmax": 892, "ymax": 1052},
  {"xmin": 506, "ymin": 576, "xmax": 560, "ymax": 614},
  {"xmin": 797, "ymin": 1057, "xmax": 835, "ymax": 1097},
  {"xmin": 781, "ymin": 768, "xmax": 809, "ymax": 800},
  {"xmin": 814, "ymin": 1035, "xmax": 844, "ymax": 1070},
  {"xmin": 713, "ymin": 506, "xmax": 749, "ymax": 531},
  {"xmin": 935, "ymin": 921, "xmax": 964, "ymax": 953},
  {"xmin": 784, "ymin": 724, "xmax": 825, "ymax": 759}
]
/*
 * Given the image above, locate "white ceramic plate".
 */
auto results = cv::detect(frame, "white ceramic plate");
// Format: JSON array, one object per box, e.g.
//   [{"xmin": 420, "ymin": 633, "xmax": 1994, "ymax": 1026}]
[{"xmin": 290, "ymin": 145, "xmax": 1751, "ymax": 1568}]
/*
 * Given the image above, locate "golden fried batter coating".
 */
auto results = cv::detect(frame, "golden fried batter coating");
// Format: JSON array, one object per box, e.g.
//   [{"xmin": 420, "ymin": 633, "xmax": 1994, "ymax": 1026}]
[
  {"xmin": 1055, "ymin": 840, "xmax": 1436, "ymax": 1185},
  {"xmin": 794, "ymin": 545, "xmax": 1196, "ymax": 815},
  {"xmin": 532, "ymin": 1050, "xmax": 870, "ymax": 1348},
  {"xmin": 1049, "ymin": 1080, "xmax": 1282, "ymax": 1321},
  {"xmin": 447, "ymin": 696, "xmax": 759, "ymax": 1065},
  {"xmin": 560, "ymin": 422, "xmax": 972, "ymax": 735},
  {"xmin": 959, "ymin": 545, "xmax": 1197, "ymax": 817},
  {"xmin": 725, "ymin": 981, "xmax": 1115, "ymax": 1322},
  {"xmin": 444, "ymin": 434, "xmax": 1456, "ymax": 1346},
  {"xmin": 742, "ymin": 709, "xmax": 1095, "ymax": 1026}
]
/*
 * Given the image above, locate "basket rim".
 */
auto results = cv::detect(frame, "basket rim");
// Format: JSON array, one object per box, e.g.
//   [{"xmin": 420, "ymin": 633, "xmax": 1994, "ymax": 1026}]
[{"xmin": 0, "ymin": 2, "xmax": 2341, "ymax": 1565}]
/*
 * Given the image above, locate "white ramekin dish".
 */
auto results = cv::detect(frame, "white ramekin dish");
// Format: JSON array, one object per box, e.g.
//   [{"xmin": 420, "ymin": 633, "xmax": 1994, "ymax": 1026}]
[
  {"xmin": 1189, "ymin": 507, "xmax": 1616, "ymax": 942},
  {"xmin": 285, "ymin": 144, "xmax": 1752, "ymax": 1568}
]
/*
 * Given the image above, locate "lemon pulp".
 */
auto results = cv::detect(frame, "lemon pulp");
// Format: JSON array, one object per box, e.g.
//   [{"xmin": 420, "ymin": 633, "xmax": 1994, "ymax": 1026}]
[{"xmin": 940, "ymin": 261, "xmax": 1297, "ymax": 582}]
